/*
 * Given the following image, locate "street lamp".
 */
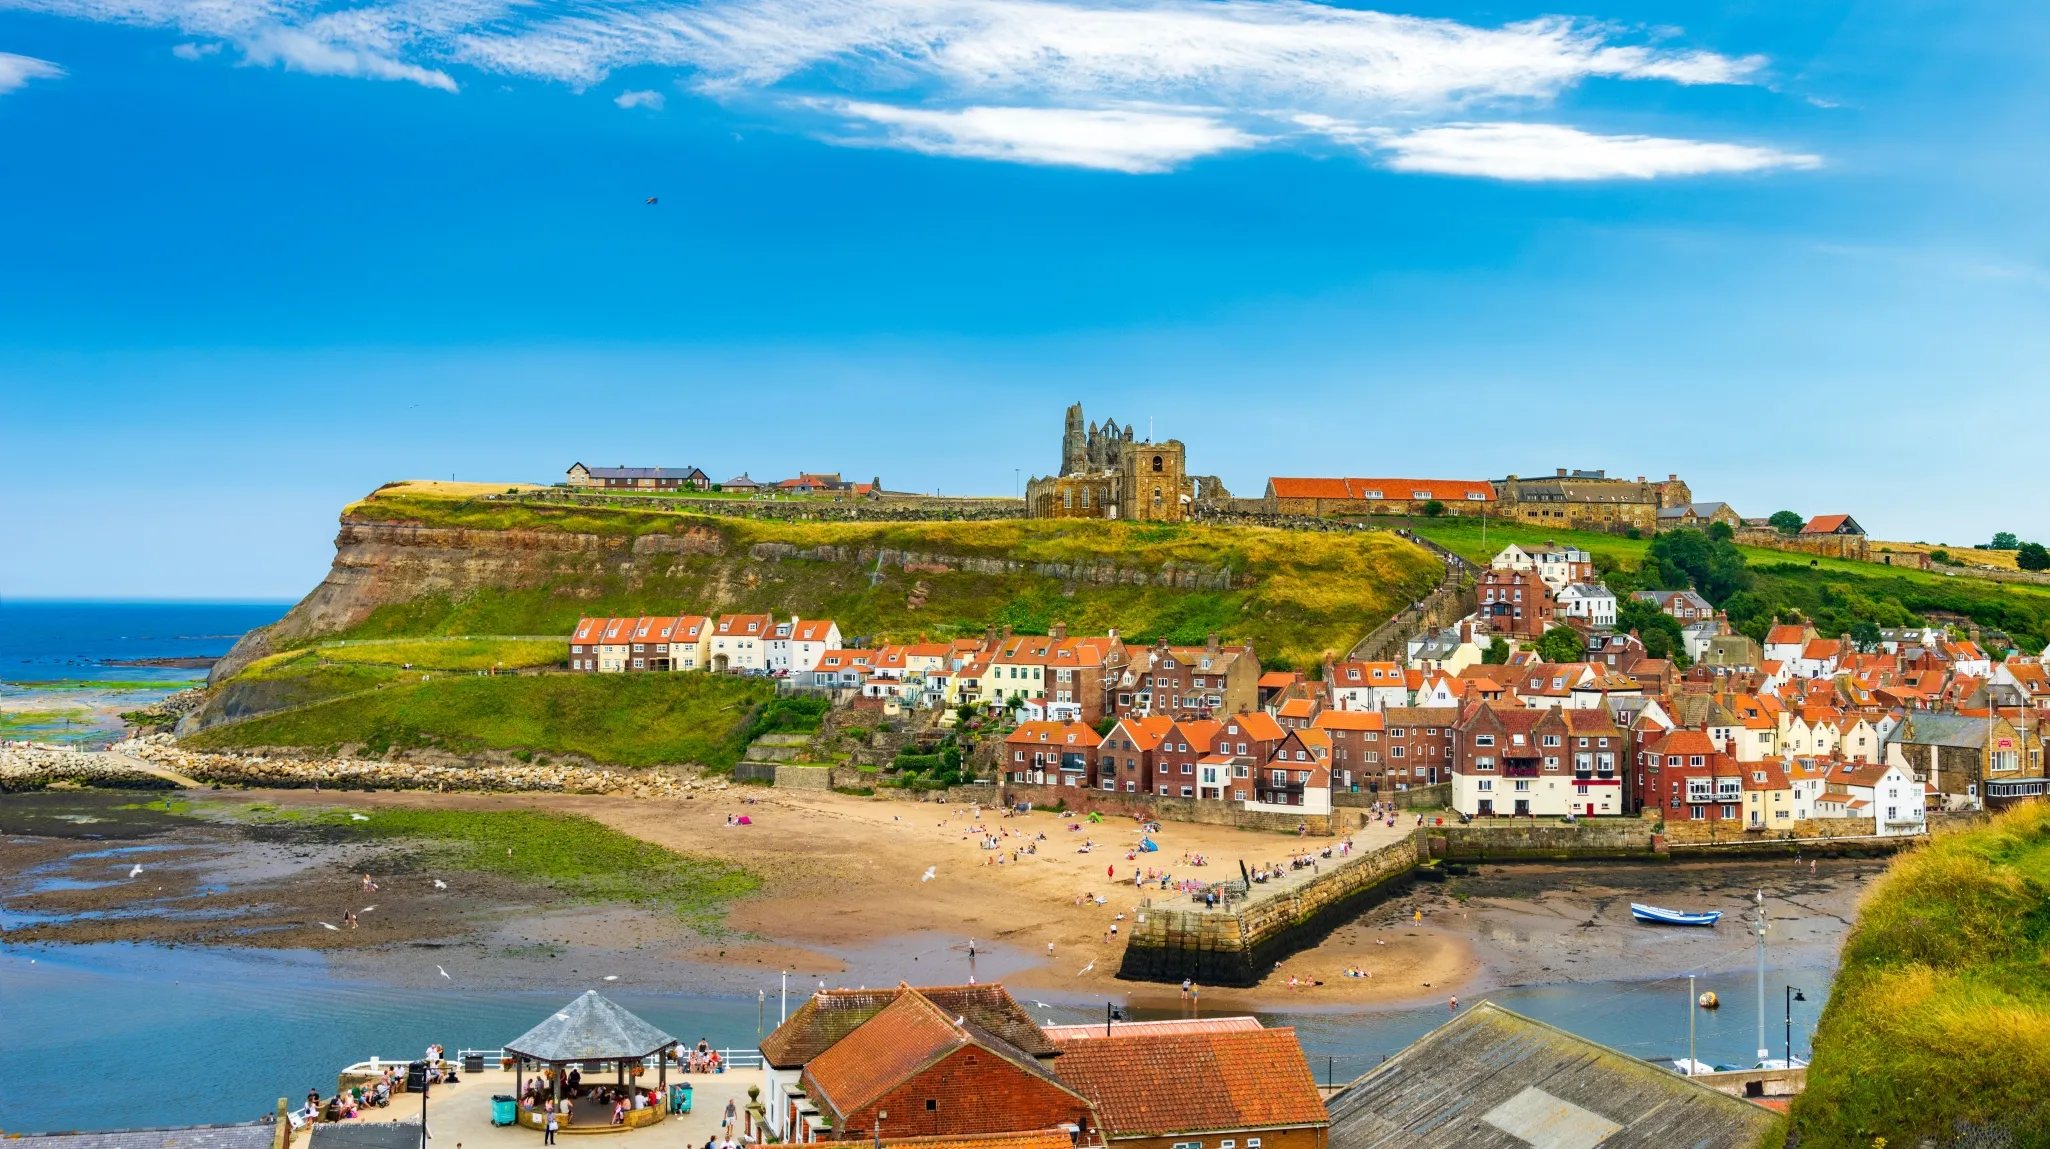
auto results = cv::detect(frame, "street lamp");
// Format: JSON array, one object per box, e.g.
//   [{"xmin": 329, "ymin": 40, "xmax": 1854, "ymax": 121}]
[{"xmin": 1784, "ymin": 986, "xmax": 1808, "ymax": 1068}]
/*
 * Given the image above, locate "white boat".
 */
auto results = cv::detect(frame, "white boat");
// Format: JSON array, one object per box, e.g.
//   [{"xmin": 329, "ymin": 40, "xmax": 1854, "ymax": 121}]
[{"xmin": 1630, "ymin": 902, "xmax": 1723, "ymax": 927}]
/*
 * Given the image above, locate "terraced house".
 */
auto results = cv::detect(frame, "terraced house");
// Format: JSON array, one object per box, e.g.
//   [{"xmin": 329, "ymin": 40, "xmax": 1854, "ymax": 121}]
[{"xmin": 568, "ymin": 614, "xmax": 710, "ymax": 672}]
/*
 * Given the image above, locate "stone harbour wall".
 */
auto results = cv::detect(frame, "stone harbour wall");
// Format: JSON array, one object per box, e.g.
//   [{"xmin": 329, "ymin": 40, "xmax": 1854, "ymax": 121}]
[
  {"xmin": 1428, "ymin": 820, "xmax": 1663, "ymax": 860},
  {"xmin": 1117, "ymin": 834, "xmax": 1423, "ymax": 987},
  {"xmin": 0, "ymin": 746, "xmax": 179, "ymax": 792}
]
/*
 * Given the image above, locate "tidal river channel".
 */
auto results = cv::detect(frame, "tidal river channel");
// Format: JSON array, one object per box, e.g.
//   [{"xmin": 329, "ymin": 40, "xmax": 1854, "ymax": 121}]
[{"xmin": 0, "ymin": 939, "xmax": 1832, "ymax": 1134}]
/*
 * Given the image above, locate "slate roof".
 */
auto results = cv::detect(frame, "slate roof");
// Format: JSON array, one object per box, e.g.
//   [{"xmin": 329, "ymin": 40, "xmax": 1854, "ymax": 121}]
[
  {"xmin": 503, "ymin": 990, "xmax": 677, "ymax": 1063},
  {"xmin": 1886, "ymin": 712, "xmax": 1991, "ymax": 749},
  {"xmin": 760, "ymin": 983, "xmax": 1055, "ymax": 1069},
  {"xmin": 1326, "ymin": 1002, "xmax": 1775, "ymax": 1149},
  {"xmin": 4, "ymin": 1126, "xmax": 277, "ymax": 1149},
  {"xmin": 1052, "ymin": 1028, "xmax": 1328, "ymax": 1139},
  {"xmin": 809, "ymin": 1133, "xmax": 1074, "ymax": 1149}
]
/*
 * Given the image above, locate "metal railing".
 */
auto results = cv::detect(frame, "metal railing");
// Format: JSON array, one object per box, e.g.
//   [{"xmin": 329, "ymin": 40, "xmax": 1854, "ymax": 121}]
[{"xmin": 344, "ymin": 1048, "xmax": 764, "ymax": 1072}]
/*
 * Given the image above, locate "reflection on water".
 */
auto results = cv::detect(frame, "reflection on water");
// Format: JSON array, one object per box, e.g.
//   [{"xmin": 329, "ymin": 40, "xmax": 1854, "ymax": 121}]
[{"xmin": 0, "ymin": 940, "xmax": 1833, "ymax": 1134}]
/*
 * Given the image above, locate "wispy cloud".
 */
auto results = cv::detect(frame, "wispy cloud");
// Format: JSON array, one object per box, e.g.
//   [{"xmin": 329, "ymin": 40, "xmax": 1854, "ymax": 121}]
[
  {"xmin": 171, "ymin": 41, "xmax": 220, "ymax": 59},
  {"xmin": 0, "ymin": 0, "xmax": 1816, "ymax": 176},
  {"xmin": 825, "ymin": 100, "xmax": 1257, "ymax": 172},
  {"xmin": 615, "ymin": 88, "xmax": 665, "ymax": 109},
  {"xmin": 0, "ymin": 49, "xmax": 64, "ymax": 92},
  {"xmin": 1352, "ymin": 121, "xmax": 1821, "ymax": 180}
]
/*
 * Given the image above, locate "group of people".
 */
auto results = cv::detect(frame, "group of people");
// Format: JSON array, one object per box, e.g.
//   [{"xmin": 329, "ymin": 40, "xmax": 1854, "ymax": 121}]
[{"xmin": 679, "ymin": 1039, "xmax": 725, "ymax": 1074}]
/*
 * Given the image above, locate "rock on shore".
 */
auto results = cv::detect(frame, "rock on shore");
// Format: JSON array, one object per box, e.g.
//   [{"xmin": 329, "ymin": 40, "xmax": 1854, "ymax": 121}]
[
  {"xmin": 113, "ymin": 734, "xmax": 725, "ymax": 798},
  {"xmin": 0, "ymin": 745, "xmax": 179, "ymax": 792}
]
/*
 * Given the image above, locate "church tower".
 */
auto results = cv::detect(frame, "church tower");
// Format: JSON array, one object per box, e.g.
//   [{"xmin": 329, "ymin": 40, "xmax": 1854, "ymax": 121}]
[{"xmin": 1061, "ymin": 403, "xmax": 1087, "ymax": 476}]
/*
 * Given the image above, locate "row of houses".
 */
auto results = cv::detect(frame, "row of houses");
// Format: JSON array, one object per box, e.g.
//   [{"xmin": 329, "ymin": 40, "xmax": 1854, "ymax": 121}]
[{"xmin": 565, "ymin": 463, "xmax": 878, "ymax": 497}]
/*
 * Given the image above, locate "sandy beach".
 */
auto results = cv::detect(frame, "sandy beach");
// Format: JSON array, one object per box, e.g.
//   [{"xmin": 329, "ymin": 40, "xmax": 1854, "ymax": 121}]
[{"xmin": 1, "ymin": 786, "xmax": 1886, "ymax": 1010}]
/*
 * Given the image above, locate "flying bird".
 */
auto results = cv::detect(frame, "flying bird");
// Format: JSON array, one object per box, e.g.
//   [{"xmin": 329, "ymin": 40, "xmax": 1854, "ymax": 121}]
[
  {"xmin": 433, "ymin": 879, "xmax": 447, "ymax": 890},
  {"xmin": 1076, "ymin": 960, "xmax": 1095, "ymax": 976},
  {"xmin": 319, "ymin": 922, "xmax": 340, "ymax": 931},
  {"xmin": 921, "ymin": 867, "xmax": 936, "ymax": 883},
  {"xmin": 438, "ymin": 965, "xmax": 450, "ymax": 979},
  {"xmin": 645, "ymin": 197, "xmax": 658, "ymax": 205},
  {"xmin": 603, "ymin": 975, "xmax": 619, "ymax": 981},
  {"xmin": 129, "ymin": 864, "xmax": 144, "ymax": 878},
  {"xmin": 361, "ymin": 905, "xmax": 377, "ymax": 913}
]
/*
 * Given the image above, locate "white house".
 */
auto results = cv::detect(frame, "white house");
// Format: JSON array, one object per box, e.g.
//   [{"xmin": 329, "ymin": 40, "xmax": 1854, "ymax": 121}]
[
  {"xmin": 766, "ymin": 616, "xmax": 841, "ymax": 674},
  {"xmin": 710, "ymin": 613, "xmax": 772, "ymax": 672},
  {"xmin": 1556, "ymin": 583, "xmax": 1618, "ymax": 628},
  {"xmin": 1489, "ymin": 544, "xmax": 1593, "ymax": 592},
  {"xmin": 1328, "ymin": 660, "xmax": 1411, "ymax": 712}
]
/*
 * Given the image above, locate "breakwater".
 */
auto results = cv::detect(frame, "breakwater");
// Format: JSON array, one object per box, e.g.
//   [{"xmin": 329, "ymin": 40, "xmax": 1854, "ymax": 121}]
[
  {"xmin": 96, "ymin": 736, "xmax": 729, "ymax": 798},
  {"xmin": 0, "ymin": 745, "xmax": 181, "ymax": 792},
  {"xmin": 1118, "ymin": 834, "xmax": 1423, "ymax": 986}
]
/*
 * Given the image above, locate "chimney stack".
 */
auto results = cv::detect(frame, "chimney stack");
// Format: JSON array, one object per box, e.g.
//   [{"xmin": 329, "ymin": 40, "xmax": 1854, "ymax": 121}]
[
  {"xmin": 1051, "ymin": 621, "xmax": 1068, "ymax": 640},
  {"xmin": 1556, "ymin": 467, "xmax": 1567, "ymax": 477},
  {"xmin": 1206, "ymin": 633, "xmax": 1221, "ymax": 653}
]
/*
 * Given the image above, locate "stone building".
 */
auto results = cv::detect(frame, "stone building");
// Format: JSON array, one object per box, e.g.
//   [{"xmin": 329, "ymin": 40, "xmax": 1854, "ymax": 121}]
[
  {"xmin": 1492, "ymin": 469, "xmax": 1691, "ymax": 533},
  {"xmin": 1025, "ymin": 404, "xmax": 1198, "ymax": 522}
]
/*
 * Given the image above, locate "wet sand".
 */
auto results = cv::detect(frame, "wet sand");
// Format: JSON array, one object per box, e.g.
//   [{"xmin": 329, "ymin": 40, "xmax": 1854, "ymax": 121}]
[{"xmin": 1, "ymin": 789, "xmax": 1884, "ymax": 1009}]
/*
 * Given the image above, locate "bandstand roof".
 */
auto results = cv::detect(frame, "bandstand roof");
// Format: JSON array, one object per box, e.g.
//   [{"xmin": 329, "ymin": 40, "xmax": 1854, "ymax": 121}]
[{"xmin": 505, "ymin": 990, "xmax": 678, "ymax": 1063}]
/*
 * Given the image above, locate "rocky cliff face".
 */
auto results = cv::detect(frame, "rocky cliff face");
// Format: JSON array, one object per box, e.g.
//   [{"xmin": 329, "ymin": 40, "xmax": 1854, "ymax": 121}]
[{"xmin": 213, "ymin": 517, "xmax": 1245, "ymax": 684}]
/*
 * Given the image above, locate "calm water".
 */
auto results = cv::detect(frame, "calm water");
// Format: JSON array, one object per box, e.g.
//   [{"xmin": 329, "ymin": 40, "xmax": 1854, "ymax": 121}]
[
  {"xmin": 0, "ymin": 600, "xmax": 291, "ymax": 684},
  {"xmin": 0, "ymin": 941, "xmax": 1832, "ymax": 1133}
]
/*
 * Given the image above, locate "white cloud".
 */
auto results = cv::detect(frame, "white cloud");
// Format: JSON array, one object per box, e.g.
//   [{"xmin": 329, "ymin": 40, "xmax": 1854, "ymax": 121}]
[
  {"xmin": 0, "ymin": 0, "xmax": 1817, "ymax": 176},
  {"xmin": 826, "ymin": 100, "xmax": 1257, "ymax": 171},
  {"xmin": 1360, "ymin": 121, "xmax": 1820, "ymax": 180},
  {"xmin": 0, "ymin": 50, "xmax": 63, "ymax": 92},
  {"xmin": 172, "ymin": 41, "xmax": 220, "ymax": 59}
]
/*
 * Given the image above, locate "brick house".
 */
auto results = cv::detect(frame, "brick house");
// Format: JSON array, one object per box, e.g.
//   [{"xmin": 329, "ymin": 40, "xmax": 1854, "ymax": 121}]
[
  {"xmin": 1312, "ymin": 708, "xmax": 1385, "ymax": 793},
  {"xmin": 1052, "ymin": 1027, "xmax": 1330, "ymax": 1149},
  {"xmin": 1114, "ymin": 635, "xmax": 1259, "ymax": 721},
  {"xmin": 565, "ymin": 463, "xmax": 709, "ymax": 490},
  {"xmin": 1631, "ymin": 589, "xmax": 1714, "ymax": 624},
  {"xmin": 1004, "ymin": 721, "xmax": 1103, "ymax": 788},
  {"xmin": 1097, "ymin": 716, "xmax": 1175, "ymax": 793},
  {"xmin": 1255, "ymin": 729, "xmax": 1331, "ymax": 811},
  {"xmin": 1639, "ymin": 731, "xmax": 1745, "ymax": 823},
  {"xmin": 1326, "ymin": 660, "xmax": 1410, "ymax": 712},
  {"xmin": 782, "ymin": 988, "xmax": 1090, "ymax": 1144},
  {"xmin": 1264, "ymin": 476, "xmax": 1493, "ymax": 518},
  {"xmin": 1148, "ymin": 718, "xmax": 1224, "ymax": 799},
  {"xmin": 1379, "ymin": 706, "xmax": 1458, "ymax": 786},
  {"xmin": 1477, "ymin": 567, "xmax": 1555, "ymax": 638}
]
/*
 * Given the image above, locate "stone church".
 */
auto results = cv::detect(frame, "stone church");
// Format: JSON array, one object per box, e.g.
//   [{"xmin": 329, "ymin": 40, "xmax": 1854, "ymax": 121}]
[{"xmin": 1025, "ymin": 404, "xmax": 1198, "ymax": 522}]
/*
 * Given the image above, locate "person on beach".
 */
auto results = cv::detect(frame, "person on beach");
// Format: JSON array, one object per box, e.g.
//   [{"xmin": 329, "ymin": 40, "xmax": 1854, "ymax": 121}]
[{"xmin": 544, "ymin": 1110, "xmax": 559, "ymax": 1144}]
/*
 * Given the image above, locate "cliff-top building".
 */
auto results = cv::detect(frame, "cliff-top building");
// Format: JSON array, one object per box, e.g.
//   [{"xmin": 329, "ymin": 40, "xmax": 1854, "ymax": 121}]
[
  {"xmin": 1492, "ymin": 469, "xmax": 1692, "ymax": 533},
  {"xmin": 1026, "ymin": 404, "xmax": 1197, "ymax": 522}
]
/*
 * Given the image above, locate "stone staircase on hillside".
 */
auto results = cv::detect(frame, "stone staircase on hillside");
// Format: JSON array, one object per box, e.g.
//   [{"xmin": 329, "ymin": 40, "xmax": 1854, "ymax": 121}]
[{"xmin": 738, "ymin": 731, "xmax": 813, "ymax": 769}]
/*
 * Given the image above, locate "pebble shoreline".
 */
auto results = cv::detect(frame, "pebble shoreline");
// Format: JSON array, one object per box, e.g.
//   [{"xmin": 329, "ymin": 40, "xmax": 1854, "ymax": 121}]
[{"xmin": 2, "ymin": 735, "xmax": 728, "ymax": 799}]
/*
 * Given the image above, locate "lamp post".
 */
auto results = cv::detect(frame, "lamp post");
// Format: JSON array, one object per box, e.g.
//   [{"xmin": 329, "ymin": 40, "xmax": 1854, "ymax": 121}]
[
  {"xmin": 873, "ymin": 1110, "xmax": 887, "ymax": 1149},
  {"xmin": 1785, "ymin": 986, "xmax": 1808, "ymax": 1067}
]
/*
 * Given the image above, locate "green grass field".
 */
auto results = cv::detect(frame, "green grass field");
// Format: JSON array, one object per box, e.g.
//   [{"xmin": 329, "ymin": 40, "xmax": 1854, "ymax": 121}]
[
  {"xmin": 188, "ymin": 672, "xmax": 771, "ymax": 767},
  {"xmin": 172, "ymin": 799, "xmax": 758, "ymax": 924},
  {"xmin": 312, "ymin": 490, "xmax": 1446, "ymax": 670},
  {"xmin": 1786, "ymin": 803, "xmax": 2050, "ymax": 1147},
  {"xmin": 315, "ymin": 636, "xmax": 568, "ymax": 670}
]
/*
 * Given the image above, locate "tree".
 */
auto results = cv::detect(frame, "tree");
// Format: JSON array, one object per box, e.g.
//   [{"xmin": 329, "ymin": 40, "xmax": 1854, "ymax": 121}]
[
  {"xmin": 1421, "ymin": 499, "xmax": 1447, "ymax": 517},
  {"xmin": 1768, "ymin": 510, "xmax": 1805, "ymax": 535},
  {"xmin": 2019, "ymin": 542, "xmax": 2050, "ymax": 572},
  {"xmin": 1992, "ymin": 532, "xmax": 2020, "ymax": 550},
  {"xmin": 1536, "ymin": 626, "xmax": 1586, "ymax": 664},
  {"xmin": 1483, "ymin": 637, "xmax": 1511, "ymax": 665},
  {"xmin": 1850, "ymin": 620, "xmax": 1883, "ymax": 650},
  {"xmin": 1645, "ymin": 527, "xmax": 1753, "ymax": 605},
  {"xmin": 1706, "ymin": 521, "xmax": 1735, "ymax": 542}
]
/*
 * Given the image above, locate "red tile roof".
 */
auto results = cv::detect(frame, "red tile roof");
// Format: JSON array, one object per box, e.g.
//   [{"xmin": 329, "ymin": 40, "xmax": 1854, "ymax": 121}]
[
  {"xmin": 1042, "ymin": 1017, "xmax": 1262, "ymax": 1042},
  {"xmin": 1052, "ymin": 1028, "xmax": 1328, "ymax": 1138},
  {"xmin": 761, "ymin": 984, "xmax": 1054, "ymax": 1069},
  {"xmin": 1313, "ymin": 710, "xmax": 1385, "ymax": 731}
]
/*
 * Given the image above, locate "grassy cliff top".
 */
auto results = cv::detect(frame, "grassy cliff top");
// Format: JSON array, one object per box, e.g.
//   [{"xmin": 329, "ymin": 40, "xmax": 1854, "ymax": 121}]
[{"xmin": 1788, "ymin": 803, "xmax": 2050, "ymax": 1147}]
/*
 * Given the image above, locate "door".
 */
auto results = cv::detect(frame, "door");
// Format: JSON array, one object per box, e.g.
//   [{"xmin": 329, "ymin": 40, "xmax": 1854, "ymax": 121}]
[
  {"xmin": 1586, "ymin": 803, "xmax": 1596, "ymax": 817},
  {"xmin": 1514, "ymin": 799, "xmax": 1531, "ymax": 816}
]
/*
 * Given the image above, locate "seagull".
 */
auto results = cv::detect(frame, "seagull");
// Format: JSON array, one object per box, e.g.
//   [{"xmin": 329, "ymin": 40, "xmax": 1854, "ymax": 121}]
[
  {"xmin": 921, "ymin": 867, "xmax": 936, "ymax": 882},
  {"xmin": 433, "ymin": 879, "xmax": 447, "ymax": 890},
  {"xmin": 361, "ymin": 905, "xmax": 378, "ymax": 913},
  {"xmin": 1076, "ymin": 960, "xmax": 1095, "ymax": 975},
  {"xmin": 129, "ymin": 864, "xmax": 144, "ymax": 878},
  {"xmin": 645, "ymin": 196, "xmax": 659, "ymax": 205},
  {"xmin": 438, "ymin": 965, "xmax": 451, "ymax": 979},
  {"xmin": 1031, "ymin": 1001, "xmax": 1052, "ymax": 1009},
  {"xmin": 319, "ymin": 922, "xmax": 340, "ymax": 931},
  {"xmin": 350, "ymin": 813, "xmax": 369, "ymax": 821},
  {"xmin": 603, "ymin": 975, "xmax": 620, "ymax": 981}
]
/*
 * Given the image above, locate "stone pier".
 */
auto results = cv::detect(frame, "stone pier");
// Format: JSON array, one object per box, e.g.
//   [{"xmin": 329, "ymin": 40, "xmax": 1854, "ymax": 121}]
[{"xmin": 1116, "ymin": 834, "xmax": 1424, "ymax": 987}]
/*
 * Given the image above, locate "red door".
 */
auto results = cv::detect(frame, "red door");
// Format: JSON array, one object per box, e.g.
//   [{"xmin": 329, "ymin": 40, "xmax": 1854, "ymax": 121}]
[{"xmin": 1586, "ymin": 803, "xmax": 1596, "ymax": 816}]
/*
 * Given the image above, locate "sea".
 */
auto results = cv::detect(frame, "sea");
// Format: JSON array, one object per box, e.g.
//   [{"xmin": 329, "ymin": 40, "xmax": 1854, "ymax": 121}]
[
  {"xmin": 0, "ymin": 602, "xmax": 1832, "ymax": 1134},
  {"xmin": 0, "ymin": 600, "xmax": 293, "ymax": 745}
]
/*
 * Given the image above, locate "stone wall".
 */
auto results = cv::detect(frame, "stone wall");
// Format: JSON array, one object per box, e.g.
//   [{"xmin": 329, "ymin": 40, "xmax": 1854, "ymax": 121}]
[
  {"xmin": 1117, "ymin": 834, "xmax": 1423, "ymax": 986},
  {"xmin": 1732, "ymin": 527, "xmax": 1869, "ymax": 562},
  {"xmin": 746, "ymin": 542, "xmax": 1241, "ymax": 592},
  {"xmin": 515, "ymin": 490, "xmax": 1027, "ymax": 522},
  {"xmin": 999, "ymin": 782, "xmax": 1333, "ymax": 835},
  {"xmin": 1334, "ymin": 782, "xmax": 1450, "ymax": 811},
  {"xmin": 1428, "ymin": 820, "xmax": 1663, "ymax": 860}
]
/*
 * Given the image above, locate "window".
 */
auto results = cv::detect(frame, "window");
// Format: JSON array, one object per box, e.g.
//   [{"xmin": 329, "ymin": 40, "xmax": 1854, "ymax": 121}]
[
  {"xmin": 1477, "ymin": 779, "xmax": 1492, "ymax": 791},
  {"xmin": 1514, "ymin": 780, "xmax": 1530, "ymax": 791},
  {"xmin": 1474, "ymin": 734, "xmax": 1495, "ymax": 747},
  {"xmin": 1544, "ymin": 735, "xmax": 1561, "ymax": 747},
  {"xmin": 925, "ymin": 1100, "xmax": 937, "ymax": 1111}
]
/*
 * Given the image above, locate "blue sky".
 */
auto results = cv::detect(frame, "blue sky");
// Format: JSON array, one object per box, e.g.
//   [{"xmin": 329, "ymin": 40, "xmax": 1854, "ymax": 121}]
[{"xmin": 1, "ymin": 0, "xmax": 2046, "ymax": 599}]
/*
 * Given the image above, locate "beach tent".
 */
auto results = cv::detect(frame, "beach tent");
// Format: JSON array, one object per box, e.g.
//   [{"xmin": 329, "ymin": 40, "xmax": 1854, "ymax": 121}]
[{"xmin": 1138, "ymin": 838, "xmax": 1159, "ymax": 853}]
